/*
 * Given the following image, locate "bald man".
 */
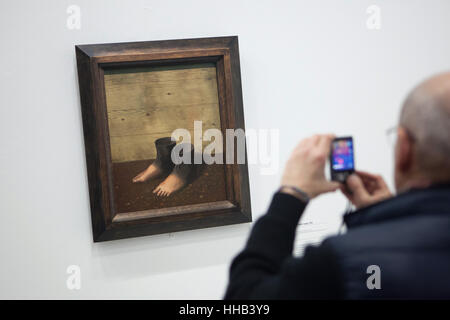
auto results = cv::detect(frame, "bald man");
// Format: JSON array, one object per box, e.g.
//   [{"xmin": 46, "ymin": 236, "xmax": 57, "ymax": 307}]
[{"xmin": 225, "ymin": 72, "xmax": 450, "ymax": 299}]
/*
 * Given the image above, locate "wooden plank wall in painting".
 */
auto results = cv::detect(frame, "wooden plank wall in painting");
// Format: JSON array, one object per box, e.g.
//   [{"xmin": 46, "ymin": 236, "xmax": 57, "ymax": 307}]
[{"xmin": 104, "ymin": 63, "xmax": 222, "ymax": 163}]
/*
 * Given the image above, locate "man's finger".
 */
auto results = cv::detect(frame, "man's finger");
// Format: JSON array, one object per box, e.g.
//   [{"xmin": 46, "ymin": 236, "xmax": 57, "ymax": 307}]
[
  {"xmin": 374, "ymin": 174, "xmax": 389, "ymax": 188},
  {"xmin": 346, "ymin": 174, "xmax": 370, "ymax": 200},
  {"xmin": 297, "ymin": 136, "xmax": 315, "ymax": 150},
  {"xmin": 317, "ymin": 133, "xmax": 335, "ymax": 154},
  {"xmin": 309, "ymin": 134, "xmax": 321, "ymax": 147},
  {"xmin": 360, "ymin": 172, "xmax": 389, "ymax": 191},
  {"xmin": 324, "ymin": 181, "xmax": 341, "ymax": 193},
  {"xmin": 356, "ymin": 171, "xmax": 379, "ymax": 188},
  {"xmin": 339, "ymin": 184, "xmax": 354, "ymax": 201}
]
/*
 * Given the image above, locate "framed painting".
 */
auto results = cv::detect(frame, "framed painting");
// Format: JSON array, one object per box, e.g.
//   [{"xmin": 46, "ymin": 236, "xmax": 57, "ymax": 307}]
[{"xmin": 75, "ymin": 36, "xmax": 251, "ymax": 242}]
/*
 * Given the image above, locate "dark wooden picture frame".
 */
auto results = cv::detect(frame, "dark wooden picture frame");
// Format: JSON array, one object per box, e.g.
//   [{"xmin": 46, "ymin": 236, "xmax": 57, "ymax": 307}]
[{"xmin": 75, "ymin": 36, "xmax": 251, "ymax": 242}]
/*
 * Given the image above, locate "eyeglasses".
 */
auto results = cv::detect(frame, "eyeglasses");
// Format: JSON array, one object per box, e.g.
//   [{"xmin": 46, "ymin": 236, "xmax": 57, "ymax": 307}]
[
  {"xmin": 386, "ymin": 125, "xmax": 416, "ymax": 147},
  {"xmin": 386, "ymin": 126, "xmax": 398, "ymax": 147}
]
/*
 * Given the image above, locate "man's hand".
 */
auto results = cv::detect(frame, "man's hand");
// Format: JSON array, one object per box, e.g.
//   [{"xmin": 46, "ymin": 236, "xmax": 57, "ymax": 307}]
[
  {"xmin": 280, "ymin": 134, "xmax": 341, "ymax": 199},
  {"xmin": 341, "ymin": 171, "xmax": 393, "ymax": 209}
]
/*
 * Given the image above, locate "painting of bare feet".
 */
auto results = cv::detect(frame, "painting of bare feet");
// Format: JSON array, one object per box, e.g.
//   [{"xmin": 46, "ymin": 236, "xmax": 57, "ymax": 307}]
[
  {"xmin": 76, "ymin": 37, "xmax": 251, "ymax": 241},
  {"xmin": 104, "ymin": 63, "xmax": 227, "ymax": 213}
]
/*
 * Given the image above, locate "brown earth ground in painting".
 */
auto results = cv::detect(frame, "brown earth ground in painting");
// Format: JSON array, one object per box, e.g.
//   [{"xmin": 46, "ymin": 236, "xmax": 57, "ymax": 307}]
[{"xmin": 112, "ymin": 160, "xmax": 228, "ymax": 213}]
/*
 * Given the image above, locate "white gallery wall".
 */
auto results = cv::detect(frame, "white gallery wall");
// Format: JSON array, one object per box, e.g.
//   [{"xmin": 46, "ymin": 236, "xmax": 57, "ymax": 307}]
[{"xmin": 1, "ymin": 0, "xmax": 450, "ymax": 299}]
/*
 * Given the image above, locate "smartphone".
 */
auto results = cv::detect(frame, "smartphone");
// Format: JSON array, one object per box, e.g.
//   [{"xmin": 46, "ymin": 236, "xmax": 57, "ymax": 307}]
[{"xmin": 330, "ymin": 136, "xmax": 355, "ymax": 183}]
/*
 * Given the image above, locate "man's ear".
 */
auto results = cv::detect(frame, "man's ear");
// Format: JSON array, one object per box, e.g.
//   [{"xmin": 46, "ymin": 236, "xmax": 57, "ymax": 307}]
[{"xmin": 395, "ymin": 127, "xmax": 414, "ymax": 173}]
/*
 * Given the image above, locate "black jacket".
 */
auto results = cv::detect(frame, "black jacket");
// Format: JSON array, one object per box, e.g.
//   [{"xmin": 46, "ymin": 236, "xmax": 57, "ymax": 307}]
[{"xmin": 224, "ymin": 185, "xmax": 450, "ymax": 299}]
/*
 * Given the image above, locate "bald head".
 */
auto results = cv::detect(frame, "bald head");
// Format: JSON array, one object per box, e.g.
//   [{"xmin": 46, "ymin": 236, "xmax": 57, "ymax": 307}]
[{"xmin": 399, "ymin": 72, "xmax": 450, "ymax": 181}]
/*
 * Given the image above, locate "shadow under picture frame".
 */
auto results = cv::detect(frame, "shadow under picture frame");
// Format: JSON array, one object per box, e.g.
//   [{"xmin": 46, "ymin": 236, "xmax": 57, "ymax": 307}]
[{"xmin": 75, "ymin": 36, "xmax": 252, "ymax": 242}]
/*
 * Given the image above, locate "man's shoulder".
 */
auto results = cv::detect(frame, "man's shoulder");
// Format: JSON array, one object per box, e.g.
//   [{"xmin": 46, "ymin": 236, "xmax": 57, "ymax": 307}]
[
  {"xmin": 318, "ymin": 213, "xmax": 450, "ymax": 299},
  {"xmin": 325, "ymin": 211, "xmax": 450, "ymax": 254}
]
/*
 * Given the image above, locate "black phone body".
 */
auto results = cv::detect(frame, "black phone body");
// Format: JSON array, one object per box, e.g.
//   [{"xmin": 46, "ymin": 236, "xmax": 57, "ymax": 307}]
[{"xmin": 330, "ymin": 136, "xmax": 355, "ymax": 183}]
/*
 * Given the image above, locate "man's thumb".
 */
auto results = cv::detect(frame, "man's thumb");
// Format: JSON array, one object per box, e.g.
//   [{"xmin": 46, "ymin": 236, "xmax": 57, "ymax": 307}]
[
  {"xmin": 324, "ymin": 181, "xmax": 341, "ymax": 192},
  {"xmin": 346, "ymin": 174, "xmax": 369, "ymax": 198}
]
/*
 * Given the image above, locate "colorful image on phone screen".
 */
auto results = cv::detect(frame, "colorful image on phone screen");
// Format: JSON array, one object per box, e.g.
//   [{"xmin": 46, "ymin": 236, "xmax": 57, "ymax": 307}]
[{"xmin": 332, "ymin": 138, "xmax": 354, "ymax": 171}]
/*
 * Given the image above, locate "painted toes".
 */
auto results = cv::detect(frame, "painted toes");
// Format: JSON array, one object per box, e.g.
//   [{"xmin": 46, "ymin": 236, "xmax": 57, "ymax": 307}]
[
  {"xmin": 154, "ymin": 186, "xmax": 164, "ymax": 197},
  {"xmin": 133, "ymin": 171, "xmax": 145, "ymax": 182}
]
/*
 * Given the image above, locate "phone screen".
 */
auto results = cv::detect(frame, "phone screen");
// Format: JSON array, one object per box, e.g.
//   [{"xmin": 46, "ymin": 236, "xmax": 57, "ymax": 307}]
[{"xmin": 331, "ymin": 138, "xmax": 354, "ymax": 172}]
